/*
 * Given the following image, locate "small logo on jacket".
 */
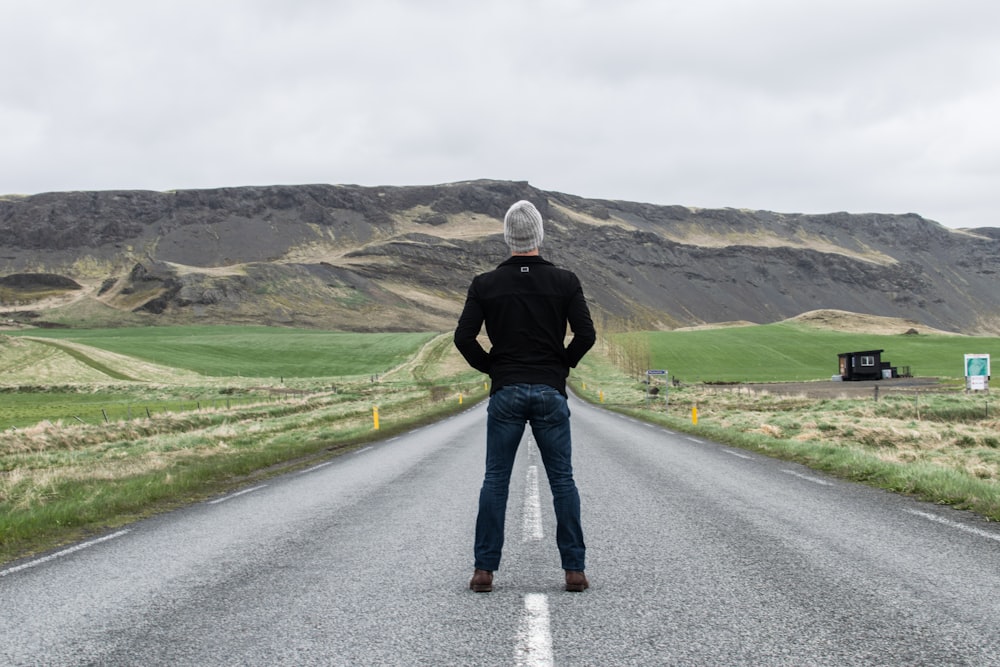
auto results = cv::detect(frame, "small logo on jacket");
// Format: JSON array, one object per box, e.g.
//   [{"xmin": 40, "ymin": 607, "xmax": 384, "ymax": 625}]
[{"xmin": 521, "ymin": 266, "xmax": 530, "ymax": 273}]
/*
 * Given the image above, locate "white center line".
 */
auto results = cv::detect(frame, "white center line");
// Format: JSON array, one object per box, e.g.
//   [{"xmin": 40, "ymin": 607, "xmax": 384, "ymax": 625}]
[
  {"xmin": 523, "ymin": 465, "xmax": 544, "ymax": 542},
  {"xmin": 516, "ymin": 593, "xmax": 553, "ymax": 667}
]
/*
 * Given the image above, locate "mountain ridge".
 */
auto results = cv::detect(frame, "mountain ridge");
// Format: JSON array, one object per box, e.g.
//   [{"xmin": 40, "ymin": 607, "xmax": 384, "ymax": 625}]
[{"xmin": 1, "ymin": 180, "xmax": 998, "ymax": 334}]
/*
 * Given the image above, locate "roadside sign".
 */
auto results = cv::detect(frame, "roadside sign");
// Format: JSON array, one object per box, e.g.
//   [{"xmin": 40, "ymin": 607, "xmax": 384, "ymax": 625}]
[
  {"xmin": 964, "ymin": 354, "xmax": 990, "ymax": 392},
  {"xmin": 964, "ymin": 354, "xmax": 990, "ymax": 377},
  {"xmin": 646, "ymin": 370, "xmax": 666, "ymax": 375}
]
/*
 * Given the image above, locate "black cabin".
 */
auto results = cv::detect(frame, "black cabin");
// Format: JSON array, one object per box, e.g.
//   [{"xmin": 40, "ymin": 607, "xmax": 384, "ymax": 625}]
[{"xmin": 838, "ymin": 349, "xmax": 892, "ymax": 381}]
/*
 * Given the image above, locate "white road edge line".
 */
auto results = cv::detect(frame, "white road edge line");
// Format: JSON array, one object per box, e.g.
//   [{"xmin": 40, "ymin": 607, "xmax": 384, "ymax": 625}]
[
  {"xmin": 353, "ymin": 446, "xmax": 374, "ymax": 455},
  {"xmin": 523, "ymin": 465, "xmax": 544, "ymax": 542},
  {"xmin": 516, "ymin": 593, "xmax": 553, "ymax": 667},
  {"xmin": 0, "ymin": 530, "xmax": 130, "ymax": 577},
  {"xmin": 297, "ymin": 461, "xmax": 334, "ymax": 475},
  {"xmin": 208, "ymin": 484, "xmax": 267, "ymax": 504},
  {"xmin": 724, "ymin": 449, "xmax": 753, "ymax": 460},
  {"xmin": 782, "ymin": 469, "xmax": 832, "ymax": 486},
  {"xmin": 906, "ymin": 509, "xmax": 1000, "ymax": 544}
]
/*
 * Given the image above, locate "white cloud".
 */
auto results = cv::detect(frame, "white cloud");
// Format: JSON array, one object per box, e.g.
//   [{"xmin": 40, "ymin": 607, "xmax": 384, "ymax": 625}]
[{"xmin": 1, "ymin": 0, "xmax": 998, "ymax": 228}]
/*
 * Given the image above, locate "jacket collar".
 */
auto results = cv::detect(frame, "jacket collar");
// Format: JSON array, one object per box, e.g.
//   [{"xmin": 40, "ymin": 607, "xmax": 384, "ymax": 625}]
[{"xmin": 498, "ymin": 255, "xmax": 553, "ymax": 269}]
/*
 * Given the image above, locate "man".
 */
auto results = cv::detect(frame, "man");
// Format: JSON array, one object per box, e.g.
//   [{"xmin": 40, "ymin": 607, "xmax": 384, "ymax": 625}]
[{"xmin": 454, "ymin": 199, "xmax": 597, "ymax": 593}]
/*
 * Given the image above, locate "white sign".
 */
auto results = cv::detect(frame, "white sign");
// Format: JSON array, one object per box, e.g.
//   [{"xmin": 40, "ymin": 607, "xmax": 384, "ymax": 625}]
[
  {"xmin": 964, "ymin": 354, "xmax": 990, "ymax": 377},
  {"xmin": 965, "ymin": 354, "xmax": 990, "ymax": 391}
]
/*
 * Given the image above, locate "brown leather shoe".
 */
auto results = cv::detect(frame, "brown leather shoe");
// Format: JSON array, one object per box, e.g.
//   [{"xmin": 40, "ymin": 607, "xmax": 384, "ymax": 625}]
[
  {"xmin": 469, "ymin": 569, "xmax": 493, "ymax": 592},
  {"xmin": 565, "ymin": 570, "xmax": 589, "ymax": 592}
]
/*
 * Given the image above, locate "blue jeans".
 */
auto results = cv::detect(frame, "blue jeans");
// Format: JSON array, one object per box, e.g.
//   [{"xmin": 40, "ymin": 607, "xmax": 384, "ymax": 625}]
[{"xmin": 475, "ymin": 384, "xmax": 586, "ymax": 572}]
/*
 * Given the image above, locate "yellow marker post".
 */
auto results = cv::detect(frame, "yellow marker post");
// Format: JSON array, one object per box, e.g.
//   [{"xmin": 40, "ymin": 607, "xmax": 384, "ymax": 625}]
[
  {"xmin": 692, "ymin": 406, "xmax": 698, "ymax": 425},
  {"xmin": 373, "ymin": 406, "xmax": 380, "ymax": 430},
  {"xmin": 459, "ymin": 393, "xmax": 464, "ymax": 405}
]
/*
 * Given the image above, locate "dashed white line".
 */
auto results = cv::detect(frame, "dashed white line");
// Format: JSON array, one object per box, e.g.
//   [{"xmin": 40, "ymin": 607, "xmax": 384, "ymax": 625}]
[
  {"xmin": 208, "ymin": 484, "xmax": 267, "ymax": 504},
  {"xmin": 516, "ymin": 593, "xmax": 553, "ymax": 667},
  {"xmin": 523, "ymin": 465, "xmax": 543, "ymax": 542},
  {"xmin": 782, "ymin": 469, "xmax": 832, "ymax": 486},
  {"xmin": 0, "ymin": 530, "xmax": 130, "ymax": 577},
  {"xmin": 353, "ymin": 446, "xmax": 374, "ymax": 455},
  {"xmin": 906, "ymin": 509, "xmax": 1000, "ymax": 544},
  {"xmin": 724, "ymin": 449, "xmax": 753, "ymax": 460},
  {"xmin": 297, "ymin": 461, "xmax": 334, "ymax": 475}
]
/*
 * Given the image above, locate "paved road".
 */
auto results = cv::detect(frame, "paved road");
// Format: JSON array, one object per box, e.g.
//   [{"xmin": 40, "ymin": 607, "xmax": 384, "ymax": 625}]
[{"xmin": 3, "ymin": 396, "xmax": 999, "ymax": 666}]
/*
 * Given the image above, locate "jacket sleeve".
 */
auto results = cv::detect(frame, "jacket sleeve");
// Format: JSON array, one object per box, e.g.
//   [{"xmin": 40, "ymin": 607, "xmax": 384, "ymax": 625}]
[
  {"xmin": 453, "ymin": 281, "xmax": 491, "ymax": 373},
  {"xmin": 564, "ymin": 278, "xmax": 596, "ymax": 368}
]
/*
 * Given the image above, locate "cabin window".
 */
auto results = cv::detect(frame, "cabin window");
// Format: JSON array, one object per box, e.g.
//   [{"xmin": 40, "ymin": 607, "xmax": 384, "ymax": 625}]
[{"xmin": 860, "ymin": 355, "xmax": 876, "ymax": 367}]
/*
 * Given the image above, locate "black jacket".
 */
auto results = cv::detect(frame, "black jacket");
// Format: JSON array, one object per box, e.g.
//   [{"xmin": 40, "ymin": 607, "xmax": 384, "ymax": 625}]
[{"xmin": 454, "ymin": 255, "xmax": 596, "ymax": 396}]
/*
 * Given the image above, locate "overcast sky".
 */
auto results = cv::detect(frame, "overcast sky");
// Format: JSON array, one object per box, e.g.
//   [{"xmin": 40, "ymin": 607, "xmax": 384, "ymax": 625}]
[{"xmin": 2, "ymin": 0, "xmax": 998, "ymax": 228}]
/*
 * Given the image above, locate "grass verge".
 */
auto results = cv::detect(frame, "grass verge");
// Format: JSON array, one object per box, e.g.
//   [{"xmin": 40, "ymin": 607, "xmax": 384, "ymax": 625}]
[
  {"xmin": 0, "ymin": 332, "xmax": 487, "ymax": 565},
  {"xmin": 570, "ymin": 350, "xmax": 1000, "ymax": 522}
]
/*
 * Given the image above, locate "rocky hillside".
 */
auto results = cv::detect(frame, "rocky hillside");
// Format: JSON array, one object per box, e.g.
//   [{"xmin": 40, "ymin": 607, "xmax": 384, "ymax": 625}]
[{"xmin": 1, "ymin": 180, "xmax": 998, "ymax": 334}]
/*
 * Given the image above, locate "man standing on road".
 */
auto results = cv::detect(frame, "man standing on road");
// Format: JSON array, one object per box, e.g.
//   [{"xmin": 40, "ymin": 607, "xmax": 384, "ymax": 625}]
[{"xmin": 454, "ymin": 199, "xmax": 596, "ymax": 593}]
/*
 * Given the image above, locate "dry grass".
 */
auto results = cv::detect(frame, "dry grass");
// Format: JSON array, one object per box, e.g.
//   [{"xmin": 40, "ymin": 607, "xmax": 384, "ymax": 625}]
[
  {"xmin": 0, "ymin": 378, "xmax": 487, "ymax": 562},
  {"xmin": 572, "ymin": 346, "xmax": 1000, "ymax": 519},
  {"xmin": 644, "ymin": 384, "xmax": 1000, "ymax": 486},
  {"xmin": 789, "ymin": 309, "xmax": 958, "ymax": 336},
  {"xmin": 0, "ymin": 331, "xmax": 489, "ymax": 563}
]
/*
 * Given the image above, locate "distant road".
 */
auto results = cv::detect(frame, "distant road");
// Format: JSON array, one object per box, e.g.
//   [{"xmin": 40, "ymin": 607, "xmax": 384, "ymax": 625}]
[{"xmin": 3, "ymin": 397, "xmax": 999, "ymax": 665}]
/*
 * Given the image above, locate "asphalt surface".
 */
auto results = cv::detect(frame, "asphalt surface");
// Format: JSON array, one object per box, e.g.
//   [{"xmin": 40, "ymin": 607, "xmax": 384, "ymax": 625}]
[{"xmin": 2, "ymin": 396, "xmax": 999, "ymax": 666}]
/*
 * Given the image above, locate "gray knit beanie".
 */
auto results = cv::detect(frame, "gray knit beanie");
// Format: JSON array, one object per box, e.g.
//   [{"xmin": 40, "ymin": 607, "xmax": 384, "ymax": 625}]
[{"xmin": 503, "ymin": 200, "xmax": 544, "ymax": 253}]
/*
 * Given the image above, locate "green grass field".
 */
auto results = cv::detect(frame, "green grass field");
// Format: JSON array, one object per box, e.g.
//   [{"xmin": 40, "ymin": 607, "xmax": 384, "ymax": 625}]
[
  {"xmin": 9, "ymin": 326, "xmax": 437, "ymax": 378},
  {"xmin": 630, "ymin": 322, "xmax": 999, "ymax": 382},
  {"xmin": 1, "ymin": 327, "xmax": 443, "ymax": 429}
]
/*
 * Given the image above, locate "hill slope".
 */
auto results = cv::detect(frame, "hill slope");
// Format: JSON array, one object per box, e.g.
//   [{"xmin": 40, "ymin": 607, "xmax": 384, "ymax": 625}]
[{"xmin": 1, "ymin": 180, "xmax": 998, "ymax": 333}]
